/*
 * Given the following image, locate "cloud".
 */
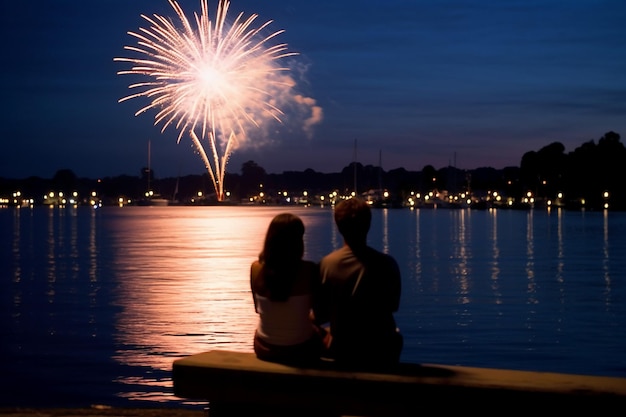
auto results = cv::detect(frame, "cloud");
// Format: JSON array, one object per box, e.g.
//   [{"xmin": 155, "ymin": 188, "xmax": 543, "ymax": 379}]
[{"xmin": 294, "ymin": 94, "xmax": 324, "ymax": 139}]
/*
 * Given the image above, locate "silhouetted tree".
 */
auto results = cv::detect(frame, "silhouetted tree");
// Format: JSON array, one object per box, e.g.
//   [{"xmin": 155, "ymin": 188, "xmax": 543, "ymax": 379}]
[
  {"xmin": 3, "ymin": 131, "xmax": 625, "ymax": 209},
  {"xmin": 52, "ymin": 169, "xmax": 78, "ymax": 192},
  {"xmin": 595, "ymin": 131, "xmax": 625, "ymax": 209},
  {"xmin": 341, "ymin": 162, "xmax": 364, "ymax": 195},
  {"xmin": 520, "ymin": 142, "xmax": 566, "ymax": 200},
  {"xmin": 421, "ymin": 165, "xmax": 437, "ymax": 193},
  {"xmin": 240, "ymin": 160, "xmax": 266, "ymax": 198},
  {"xmin": 563, "ymin": 131, "xmax": 625, "ymax": 209}
]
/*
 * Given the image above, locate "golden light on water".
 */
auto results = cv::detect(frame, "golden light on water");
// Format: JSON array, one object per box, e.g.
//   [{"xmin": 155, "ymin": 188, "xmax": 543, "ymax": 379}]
[
  {"xmin": 111, "ymin": 209, "xmax": 271, "ymax": 368},
  {"xmin": 109, "ymin": 207, "xmax": 281, "ymax": 402},
  {"xmin": 3, "ymin": 205, "xmax": 624, "ymax": 405}
]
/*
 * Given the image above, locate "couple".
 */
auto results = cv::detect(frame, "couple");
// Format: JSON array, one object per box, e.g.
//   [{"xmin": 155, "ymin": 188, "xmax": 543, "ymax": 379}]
[{"xmin": 250, "ymin": 197, "xmax": 403, "ymax": 369}]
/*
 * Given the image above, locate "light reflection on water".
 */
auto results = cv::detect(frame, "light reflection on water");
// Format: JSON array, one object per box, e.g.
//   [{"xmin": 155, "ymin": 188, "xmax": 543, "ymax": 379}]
[
  {"xmin": 107, "ymin": 207, "xmax": 335, "ymax": 404},
  {"xmin": 1, "ymin": 205, "xmax": 625, "ymax": 408},
  {"xmin": 111, "ymin": 208, "xmax": 265, "ymax": 359}
]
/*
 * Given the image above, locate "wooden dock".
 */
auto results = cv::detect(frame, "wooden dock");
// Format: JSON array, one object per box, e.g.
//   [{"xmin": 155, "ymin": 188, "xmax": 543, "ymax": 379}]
[{"xmin": 173, "ymin": 350, "xmax": 626, "ymax": 416}]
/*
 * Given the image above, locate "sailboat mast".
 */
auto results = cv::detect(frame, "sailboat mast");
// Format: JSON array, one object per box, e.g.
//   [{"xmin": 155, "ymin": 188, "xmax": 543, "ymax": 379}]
[
  {"xmin": 379, "ymin": 149, "xmax": 382, "ymax": 191},
  {"xmin": 353, "ymin": 139, "xmax": 357, "ymax": 195},
  {"xmin": 147, "ymin": 139, "xmax": 151, "ymax": 193}
]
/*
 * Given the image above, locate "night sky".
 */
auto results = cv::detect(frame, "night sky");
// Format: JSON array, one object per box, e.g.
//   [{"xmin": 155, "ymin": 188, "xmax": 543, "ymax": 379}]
[{"xmin": 2, "ymin": 0, "xmax": 625, "ymax": 179}]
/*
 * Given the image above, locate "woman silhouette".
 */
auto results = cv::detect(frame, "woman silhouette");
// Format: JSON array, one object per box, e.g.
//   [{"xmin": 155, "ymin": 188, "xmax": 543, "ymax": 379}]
[{"xmin": 251, "ymin": 213, "xmax": 326, "ymax": 365}]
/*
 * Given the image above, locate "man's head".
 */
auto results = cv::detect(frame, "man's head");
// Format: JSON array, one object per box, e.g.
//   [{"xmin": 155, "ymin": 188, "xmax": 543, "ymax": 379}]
[{"xmin": 334, "ymin": 197, "xmax": 371, "ymax": 247}]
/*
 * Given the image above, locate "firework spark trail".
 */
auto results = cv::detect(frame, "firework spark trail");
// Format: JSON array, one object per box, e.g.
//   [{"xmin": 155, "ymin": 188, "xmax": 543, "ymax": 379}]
[{"xmin": 115, "ymin": 0, "xmax": 321, "ymax": 201}]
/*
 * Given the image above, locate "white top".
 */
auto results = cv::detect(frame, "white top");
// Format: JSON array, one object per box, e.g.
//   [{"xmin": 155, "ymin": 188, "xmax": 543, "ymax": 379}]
[{"xmin": 254, "ymin": 293, "xmax": 314, "ymax": 346}]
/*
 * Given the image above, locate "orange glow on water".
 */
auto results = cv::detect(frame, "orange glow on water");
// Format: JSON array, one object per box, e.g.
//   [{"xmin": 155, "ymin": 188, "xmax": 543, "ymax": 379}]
[
  {"xmin": 111, "ymin": 207, "xmax": 278, "ymax": 374},
  {"xmin": 102, "ymin": 206, "xmax": 331, "ymax": 403}
]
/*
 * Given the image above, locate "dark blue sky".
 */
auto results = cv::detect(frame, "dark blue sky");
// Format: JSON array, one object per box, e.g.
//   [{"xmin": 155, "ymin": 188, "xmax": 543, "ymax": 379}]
[{"xmin": 2, "ymin": 0, "xmax": 625, "ymax": 179}]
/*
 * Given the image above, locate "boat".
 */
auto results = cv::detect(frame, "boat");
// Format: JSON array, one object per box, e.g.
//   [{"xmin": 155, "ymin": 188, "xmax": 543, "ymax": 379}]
[
  {"xmin": 137, "ymin": 139, "xmax": 170, "ymax": 206},
  {"xmin": 137, "ymin": 193, "xmax": 169, "ymax": 206}
]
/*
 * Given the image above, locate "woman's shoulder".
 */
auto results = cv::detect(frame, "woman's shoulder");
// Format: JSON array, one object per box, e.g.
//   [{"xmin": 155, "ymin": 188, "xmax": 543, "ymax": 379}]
[
  {"xmin": 250, "ymin": 260, "xmax": 263, "ymax": 277},
  {"xmin": 250, "ymin": 261, "xmax": 266, "ymax": 293}
]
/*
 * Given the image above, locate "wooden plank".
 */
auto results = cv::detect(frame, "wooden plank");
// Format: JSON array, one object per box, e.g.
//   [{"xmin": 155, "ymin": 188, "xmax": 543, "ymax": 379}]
[{"xmin": 173, "ymin": 350, "xmax": 626, "ymax": 416}]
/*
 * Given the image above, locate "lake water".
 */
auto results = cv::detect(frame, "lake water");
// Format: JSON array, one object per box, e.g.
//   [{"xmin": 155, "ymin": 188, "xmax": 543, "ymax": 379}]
[{"xmin": 1, "ymin": 205, "xmax": 625, "ymax": 409}]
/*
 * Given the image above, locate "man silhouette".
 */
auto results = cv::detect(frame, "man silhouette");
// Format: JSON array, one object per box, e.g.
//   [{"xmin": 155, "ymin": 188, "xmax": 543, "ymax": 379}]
[{"xmin": 319, "ymin": 197, "xmax": 402, "ymax": 368}]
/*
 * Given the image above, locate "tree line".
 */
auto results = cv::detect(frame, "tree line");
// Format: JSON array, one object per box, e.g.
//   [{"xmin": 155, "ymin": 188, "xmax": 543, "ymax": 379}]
[{"xmin": 1, "ymin": 131, "xmax": 624, "ymax": 210}]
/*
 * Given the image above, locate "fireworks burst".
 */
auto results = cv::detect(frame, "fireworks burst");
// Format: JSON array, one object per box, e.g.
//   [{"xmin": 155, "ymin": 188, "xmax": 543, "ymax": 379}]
[{"xmin": 115, "ymin": 0, "xmax": 320, "ymax": 201}]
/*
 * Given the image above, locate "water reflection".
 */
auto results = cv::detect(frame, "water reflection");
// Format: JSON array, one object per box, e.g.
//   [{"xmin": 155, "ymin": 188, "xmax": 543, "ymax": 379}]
[
  {"xmin": 407, "ymin": 208, "xmax": 422, "ymax": 293},
  {"xmin": 556, "ymin": 208, "xmax": 565, "ymax": 285},
  {"xmin": 525, "ymin": 210, "xmax": 537, "ymax": 305},
  {"xmin": 109, "ymin": 207, "xmax": 333, "ymax": 402},
  {"xmin": 380, "ymin": 208, "xmax": 389, "ymax": 253},
  {"xmin": 452, "ymin": 209, "xmax": 470, "ymax": 304},
  {"xmin": 603, "ymin": 211, "xmax": 611, "ymax": 305},
  {"xmin": 489, "ymin": 209, "xmax": 502, "ymax": 305},
  {"xmin": 111, "ymin": 209, "xmax": 268, "ymax": 366},
  {"xmin": 2, "ymin": 206, "xmax": 625, "ymax": 408}
]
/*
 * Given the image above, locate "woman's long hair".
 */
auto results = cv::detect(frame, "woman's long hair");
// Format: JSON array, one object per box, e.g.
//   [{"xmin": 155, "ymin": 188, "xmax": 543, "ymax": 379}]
[{"xmin": 258, "ymin": 213, "xmax": 305, "ymax": 301}]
